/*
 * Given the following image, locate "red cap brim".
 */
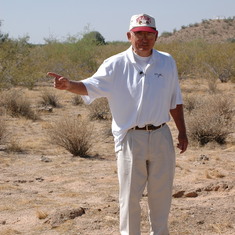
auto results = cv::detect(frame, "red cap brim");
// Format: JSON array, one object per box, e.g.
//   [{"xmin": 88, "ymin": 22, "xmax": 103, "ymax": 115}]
[{"xmin": 131, "ymin": 27, "xmax": 158, "ymax": 33}]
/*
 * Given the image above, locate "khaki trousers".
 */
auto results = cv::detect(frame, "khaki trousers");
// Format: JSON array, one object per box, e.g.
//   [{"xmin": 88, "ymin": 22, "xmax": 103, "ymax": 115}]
[{"xmin": 117, "ymin": 124, "xmax": 175, "ymax": 235}]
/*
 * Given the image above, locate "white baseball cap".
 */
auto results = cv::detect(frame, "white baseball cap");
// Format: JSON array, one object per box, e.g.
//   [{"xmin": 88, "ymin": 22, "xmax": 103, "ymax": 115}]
[{"xmin": 129, "ymin": 14, "xmax": 158, "ymax": 33}]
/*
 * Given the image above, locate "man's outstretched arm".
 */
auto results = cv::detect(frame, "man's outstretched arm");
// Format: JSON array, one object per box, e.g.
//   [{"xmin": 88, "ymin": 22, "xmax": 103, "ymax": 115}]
[{"xmin": 47, "ymin": 72, "xmax": 88, "ymax": 96}]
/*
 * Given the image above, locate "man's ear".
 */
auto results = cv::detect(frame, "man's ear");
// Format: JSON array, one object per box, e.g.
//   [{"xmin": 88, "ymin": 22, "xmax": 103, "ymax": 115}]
[
  {"xmin": 127, "ymin": 32, "xmax": 131, "ymax": 41},
  {"xmin": 155, "ymin": 31, "xmax": 159, "ymax": 41}
]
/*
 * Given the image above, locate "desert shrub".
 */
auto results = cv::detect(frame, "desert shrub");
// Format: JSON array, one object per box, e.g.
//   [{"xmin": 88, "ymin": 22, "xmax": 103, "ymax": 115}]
[
  {"xmin": 43, "ymin": 37, "xmax": 100, "ymax": 80},
  {"xmin": 183, "ymin": 94, "xmax": 201, "ymax": 113},
  {"xmin": 72, "ymin": 95, "xmax": 84, "ymax": 106},
  {"xmin": 40, "ymin": 89, "xmax": 61, "ymax": 108},
  {"xmin": 88, "ymin": 98, "xmax": 111, "ymax": 121},
  {"xmin": 156, "ymin": 41, "xmax": 235, "ymax": 81},
  {"xmin": 6, "ymin": 138, "xmax": 24, "ymax": 153},
  {"xmin": 156, "ymin": 40, "xmax": 204, "ymax": 79},
  {"xmin": 202, "ymin": 43, "xmax": 235, "ymax": 83},
  {"xmin": 1, "ymin": 90, "xmax": 39, "ymax": 120},
  {"xmin": 67, "ymin": 39, "xmax": 99, "ymax": 75},
  {"xmin": 103, "ymin": 120, "xmax": 113, "ymax": 138},
  {"xmin": 0, "ymin": 117, "xmax": 7, "ymax": 144},
  {"xmin": 227, "ymin": 38, "xmax": 235, "ymax": 43},
  {"xmin": 0, "ymin": 37, "xmax": 41, "ymax": 89},
  {"xmin": 186, "ymin": 94, "xmax": 234, "ymax": 145},
  {"xmin": 81, "ymin": 31, "xmax": 106, "ymax": 45},
  {"xmin": 161, "ymin": 31, "xmax": 173, "ymax": 38},
  {"xmin": 48, "ymin": 116, "xmax": 93, "ymax": 157}
]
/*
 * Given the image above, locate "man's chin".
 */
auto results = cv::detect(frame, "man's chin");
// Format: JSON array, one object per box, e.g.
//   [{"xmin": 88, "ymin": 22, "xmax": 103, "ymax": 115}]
[{"xmin": 139, "ymin": 46, "xmax": 151, "ymax": 51}]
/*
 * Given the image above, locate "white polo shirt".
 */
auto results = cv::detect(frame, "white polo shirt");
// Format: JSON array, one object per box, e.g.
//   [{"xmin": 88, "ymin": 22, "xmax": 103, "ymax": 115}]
[{"xmin": 82, "ymin": 46, "xmax": 182, "ymax": 152}]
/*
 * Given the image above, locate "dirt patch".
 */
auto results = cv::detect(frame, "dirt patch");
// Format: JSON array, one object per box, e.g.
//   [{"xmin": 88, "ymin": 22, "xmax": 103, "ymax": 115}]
[{"xmin": 0, "ymin": 82, "xmax": 235, "ymax": 235}]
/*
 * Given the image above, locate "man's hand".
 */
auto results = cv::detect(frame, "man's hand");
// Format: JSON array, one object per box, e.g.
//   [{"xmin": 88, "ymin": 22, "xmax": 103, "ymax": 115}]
[
  {"xmin": 47, "ymin": 72, "xmax": 88, "ymax": 95},
  {"xmin": 47, "ymin": 72, "xmax": 71, "ymax": 90},
  {"xmin": 177, "ymin": 132, "xmax": 188, "ymax": 154}
]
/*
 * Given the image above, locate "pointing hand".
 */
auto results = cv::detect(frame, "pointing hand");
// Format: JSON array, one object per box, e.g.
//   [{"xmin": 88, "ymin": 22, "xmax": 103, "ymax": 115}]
[{"xmin": 47, "ymin": 72, "xmax": 71, "ymax": 90}]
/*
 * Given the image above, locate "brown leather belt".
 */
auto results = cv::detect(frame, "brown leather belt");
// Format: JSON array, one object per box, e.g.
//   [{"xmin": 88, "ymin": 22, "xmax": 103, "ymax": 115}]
[{"xmin": 131, "ymin": 123, "xmax": 165, "ymax": 131}]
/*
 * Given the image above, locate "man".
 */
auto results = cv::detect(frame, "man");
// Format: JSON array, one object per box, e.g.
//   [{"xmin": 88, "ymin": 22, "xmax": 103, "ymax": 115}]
[{"xmin": 48, "ymin": 13, "xmax": 188, "ymax": 235}]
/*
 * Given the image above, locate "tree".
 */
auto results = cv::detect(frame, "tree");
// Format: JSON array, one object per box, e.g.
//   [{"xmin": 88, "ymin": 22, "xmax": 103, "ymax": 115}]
[{"xmin": 81, "ymin": 31, "xmax": 106, "ymax": 45}]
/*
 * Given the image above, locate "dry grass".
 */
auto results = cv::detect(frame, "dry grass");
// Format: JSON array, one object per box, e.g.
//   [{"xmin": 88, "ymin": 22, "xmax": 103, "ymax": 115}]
[
  {"xmin": 0, "ymin": 90, "xmax": 39, "ymax": 121},
  {"xmin": 1, "ymin": 229, "xmax": 22, "ymax": 235},
  {"xmin": 205, "ymin": 169, "xmax": 226, "ymax": 179},
  {"xmin": 47, "ymin": 116, "xmax": 93, "ymax": 157},
  {"xmin": 0, "ymin": 117, "xmax": 7, "ymax": 144},
  {"xmin": 6, "ymin": 138, "xmax": 24, "ymax": 153},
  {"xmin": 39, "ymin": 89, "xmax": 61, "ymax": 108},
  {"xmin": 72, "ymin": 95, "xmax": 84, "ymax": 106},
  {"xmin": 185, "ymin": 93, "xmax": 234, "ymax": 145},
  {"xmin": 88, "ymin": 98, "xmax": 111, "ymax": 121},
  {"xmin": 36, "ymin": 210, "xmax": 48, "ymax": 220}
]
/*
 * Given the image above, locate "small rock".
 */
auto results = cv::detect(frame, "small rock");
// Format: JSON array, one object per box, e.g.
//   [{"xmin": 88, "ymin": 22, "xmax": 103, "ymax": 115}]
[
  {"xmin": 32, "ymin": 191, "xmax": 39, "ymax": 194},
  {"xmin": 14, "ymin": 180, "xmax": 27, "ymax": 183},
  {"xmin": 197, "ymin": 220, "xmax": 205, "ymax": 225},
  {"xmin": 45, "ymin": 207, "xmax": 85, "ymax": 228},
  {"xmin": 41, "ymin": 156, "xmax": 52, "ymax": 163},
  {"xmin": 36, "ymin": 177, "xmax": 44, "ymax": 182},
  {"xmin": 184, "ymin": 191, "xmax": 198, "ymax": 198},
  {"xmin": 0, "ymin": 220, "xmax": 6, "ymax": 225},
  {"xmin": 199, "ymin": 154, "xmax": 209, "ymax": 161},
  {"xmin": 172, "ymin": 191, "xmax": 185, "ymax": 198}
]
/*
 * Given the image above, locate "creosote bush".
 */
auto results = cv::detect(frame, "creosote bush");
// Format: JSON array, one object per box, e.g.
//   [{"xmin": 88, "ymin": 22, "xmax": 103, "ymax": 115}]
[
  {"xmin": 186, "ymin": 94, "xmax": 234, "ymax": 145},
  {"xmin": 48, "ymin": 116, "xmax": 93, "ymax": 157}
]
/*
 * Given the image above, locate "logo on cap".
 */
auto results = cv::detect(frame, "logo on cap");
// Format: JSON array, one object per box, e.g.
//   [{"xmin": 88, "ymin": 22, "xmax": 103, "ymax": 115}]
[{"xmin": 136, "ymin": 15, "xmax": 152, "ymax": 26}]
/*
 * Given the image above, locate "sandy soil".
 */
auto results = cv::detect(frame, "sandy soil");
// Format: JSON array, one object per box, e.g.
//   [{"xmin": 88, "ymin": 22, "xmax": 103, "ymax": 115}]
[{"xmin": 0, "ymin": 80, "xmax": 234, "ymax": 235}]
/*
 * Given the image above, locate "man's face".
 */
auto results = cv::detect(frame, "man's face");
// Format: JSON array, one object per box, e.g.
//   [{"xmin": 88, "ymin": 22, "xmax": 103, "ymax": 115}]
[{"xmin": 127, "ymin": 31, "xmax": 158, "ymax": 57}]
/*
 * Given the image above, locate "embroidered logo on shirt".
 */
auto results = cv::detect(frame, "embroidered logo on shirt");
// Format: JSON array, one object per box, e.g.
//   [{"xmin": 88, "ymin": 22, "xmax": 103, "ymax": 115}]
[{"xmin": 154, "ymin": 73, "xmax": 163, "ymax": 78}]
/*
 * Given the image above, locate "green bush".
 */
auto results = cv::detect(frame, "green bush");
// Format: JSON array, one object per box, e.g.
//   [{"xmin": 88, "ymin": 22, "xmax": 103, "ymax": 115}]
[
  {"xmin": 161, "ymin": 31, "xmax": 173, "ymax": 38},
  {"xmin": 156, "ymin": 40, "xmax": 235, "ymax": 81},
  {"xmin": 0, "ymin": 37, "xmax": 41, "ymax": 89},
  {"xmin": 81, "ymin": 31, "xmax": 106, "ymax": 45},
  {"xmin": 1, "ymin": 28, "xmax": 235, "ymax": 88}
]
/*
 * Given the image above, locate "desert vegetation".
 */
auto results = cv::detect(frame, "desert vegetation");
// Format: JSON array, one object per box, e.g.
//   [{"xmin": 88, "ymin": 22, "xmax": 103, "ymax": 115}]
[
  {"xmin": 0, "ymin": 19, "xmax": 234, "ymax": 147},
  {"xmin": 0, "ymin": 18, "xmax": 234, "ymax": 235}
]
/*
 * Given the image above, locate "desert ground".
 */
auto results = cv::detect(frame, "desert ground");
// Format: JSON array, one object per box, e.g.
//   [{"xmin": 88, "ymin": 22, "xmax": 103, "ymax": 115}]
[{"xmin": 0, "ymin": 78, "xmax": 234, "ymax": 235}]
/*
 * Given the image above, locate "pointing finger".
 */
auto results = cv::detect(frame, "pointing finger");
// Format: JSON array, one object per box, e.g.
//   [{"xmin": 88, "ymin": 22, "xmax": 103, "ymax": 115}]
[{"xmin": 47, "ymin": 72, "xmax": 63, "ymax": 79}]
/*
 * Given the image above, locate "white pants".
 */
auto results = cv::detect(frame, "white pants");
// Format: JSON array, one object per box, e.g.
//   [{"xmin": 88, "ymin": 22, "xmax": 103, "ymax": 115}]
[{"xmin": 117, "ymin": 124, "xmax": 175, "ymax": 235}]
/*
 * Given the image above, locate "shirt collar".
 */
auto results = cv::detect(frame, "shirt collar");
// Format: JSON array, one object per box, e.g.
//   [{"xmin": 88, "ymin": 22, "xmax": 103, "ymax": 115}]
[{"xmin": 127, "ymin": 46, "xmax": 157, "ymax": 64}]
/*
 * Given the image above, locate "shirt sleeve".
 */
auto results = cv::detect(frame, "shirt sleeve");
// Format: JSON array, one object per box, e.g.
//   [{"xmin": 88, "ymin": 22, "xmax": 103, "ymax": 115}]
[
  {"xmin": 170, "ymin": 58, "xmax": 183, "ymax": 109},
  {"xmin": 81, "ymin": 60, "xmax": 114, "ymax": 104}
]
